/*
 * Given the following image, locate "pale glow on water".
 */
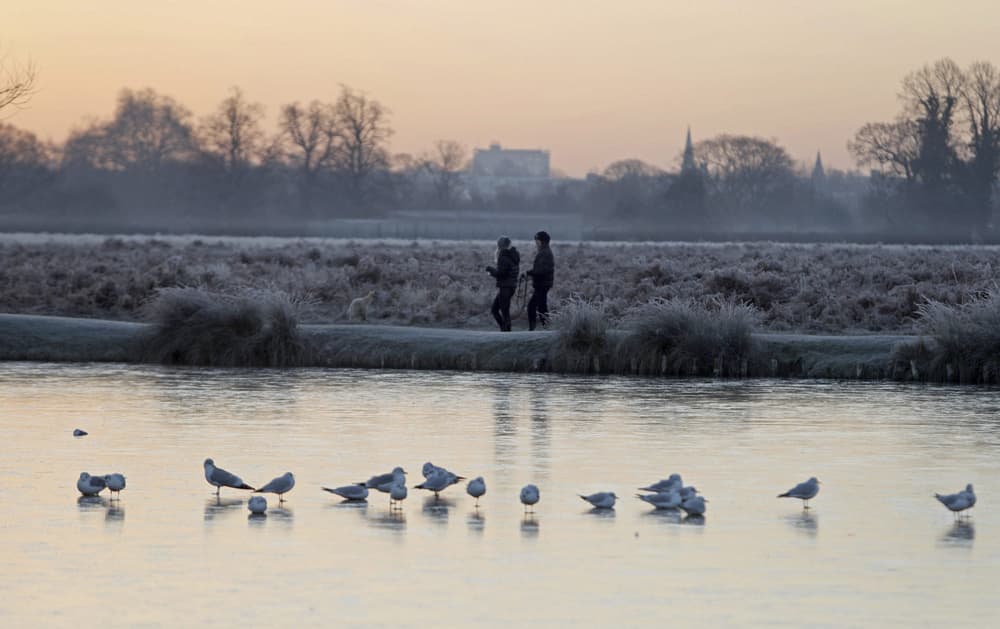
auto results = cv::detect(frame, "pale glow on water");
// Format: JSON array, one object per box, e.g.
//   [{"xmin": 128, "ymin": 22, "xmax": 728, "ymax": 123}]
[{"xmin": 1, "ymin": 364, "xmax": 997, "ymax": 626}]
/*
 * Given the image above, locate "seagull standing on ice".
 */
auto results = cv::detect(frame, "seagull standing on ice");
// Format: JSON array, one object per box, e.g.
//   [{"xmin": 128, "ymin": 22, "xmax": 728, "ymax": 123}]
[
  {"xmin": 636, "ymin": 490, "xmax": 682, "ymax": 510},
  {"xmin": 390, "ymin": 482, "xmax": 408, "ymax": 509},
  {"xmin": 248, "ymin": 496, "xmax": 268, "ymax": 514},
  {"xmin": 935, "ymin": 484, "xmax": 976, "ymax": 518},
  {"xmin": 322, "ymin": 484, "xmax": 369, "ymax": 501},
  {"xmin": 361, "ymin": 467, "xmax": 407, "ymax": 494},
  {"xmin": 777, "ymin": 477, "xmax": 820, "ymax": 508},
  {"xmin": 203, "ymin": 458, "xmax": 255, "ymax": 496},
  {"xmin": 104, "ymin": 473, "xmax": 126, "ymax": 499},
  {"xmin": 415, "ymin": 469, "xmax": 456, "ymax": 498},
  {"xmin": 580, "ymin": 492, "xmax": 617, "ymax": 509},
  {"xmin": 520, "ymin": 484, "xmax": 540, "ymax": 513},
  {"xmin": 466, "ymin": 477, "xmax": 486, "ymax": 507},
  {"xmin": 680, "ymin": 495, "xmax": 707, "ymax": 516},
  {"xmin": 638, "ymin": 473, "xmax": 683, "ymax": 493},
  {"xmin": 255, "ymin": 472, "xmax": 295, "ymax": 503},
  {"xmin": 77, "ymin": 472, "xmax": 106, "ymax": 497},
  {"xmin": 422, "ymin": 462, "xmax": 465, "ymax": 486}
]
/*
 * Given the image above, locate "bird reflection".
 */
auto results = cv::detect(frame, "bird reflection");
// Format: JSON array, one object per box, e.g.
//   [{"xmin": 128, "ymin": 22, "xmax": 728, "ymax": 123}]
[
  {"xmin": 269, "ymin": 505, "xmax": 294, "ymax": 524},
  {"xmin": 105, "ymin": 503, "xmax": 125, "ymax": 525},
  {"xmin": 942, "ymin": 520, "xmax": 975, "ymax": 543},
  {"xmin": 784, "ymin": 510, "xmax": 817, "ymax": 536},
  {"xmin": 641, "ymin": 509, "xmax": 683, "ymax": 525},
  {"xmin": 681, "ymin": 514, "xmax": 706, "ymax": 526},
  {"xmin": 248, "ymin": 513, "xmax": 267, "ymax": 527},
  {"xmin": 422, "ymin": 496, "xmax": 454, "ymax": 524},
  {"xmin": 77, "ymin": 495, "xmax": 108, "ymax": 510},
  {"xmin": 365, "ymin": 509, "xmax": 407, "ymax": 532},
  {"xmin": 520, "ymin": 515, "xmax": 539, "ymax": 537},
  {"xmin": 203, "ymin": 497, "xmax": 243, "ymax": 522},
  {"xmin": 467, "ymin": 510, "xmax": 485, "ymax": 535},
  {"xmin": 585, "ymin": 507, "xmax": 617, "ymax": 519}
]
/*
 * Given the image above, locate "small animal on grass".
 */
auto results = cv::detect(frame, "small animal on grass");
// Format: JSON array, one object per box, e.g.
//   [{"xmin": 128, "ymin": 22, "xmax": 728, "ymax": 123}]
[{"xmin": 347, "ymin": 290, "xmax": 376, "ymax": 322}]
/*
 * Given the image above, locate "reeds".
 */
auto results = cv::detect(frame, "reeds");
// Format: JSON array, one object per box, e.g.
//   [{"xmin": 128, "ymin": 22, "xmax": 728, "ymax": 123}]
[{"xmin": 140, "ymin": 286, "xmax": 309, "ymax": 367}]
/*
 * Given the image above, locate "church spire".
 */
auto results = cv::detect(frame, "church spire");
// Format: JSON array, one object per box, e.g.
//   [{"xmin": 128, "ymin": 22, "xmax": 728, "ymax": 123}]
[
  {"xmin": 681, "ymin": 126, "xmax": 696, "ymax": 173},
  {"xmin": 811, "ymin": 151, "xmax": 825, "ymax": 181}
]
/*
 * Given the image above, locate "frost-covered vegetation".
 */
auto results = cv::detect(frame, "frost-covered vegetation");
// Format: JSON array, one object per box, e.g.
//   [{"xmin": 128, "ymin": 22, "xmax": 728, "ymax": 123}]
[
  {"xmin": 141, "ymin": 287, "xmax": 308, "ymax": 367},
  {"xmin": 1, "ymin": 235, "xmax": 999, "ymax": 334}
]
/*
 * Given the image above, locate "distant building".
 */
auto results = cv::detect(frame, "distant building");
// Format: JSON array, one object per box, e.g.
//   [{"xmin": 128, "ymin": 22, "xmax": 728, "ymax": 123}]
[
  {"xmin": 471, "ymin": 143, "xmax": 550, "ymax": 178},
  {"xmin": 467, "ymin": 142, "xmax": 553, "ymax": 199}
]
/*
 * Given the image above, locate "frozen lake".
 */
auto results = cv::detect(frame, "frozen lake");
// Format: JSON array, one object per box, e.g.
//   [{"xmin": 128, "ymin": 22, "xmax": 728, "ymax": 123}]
[{"xmin": 1, "ymin": 364, "xmax": 997, "ymax": 627}]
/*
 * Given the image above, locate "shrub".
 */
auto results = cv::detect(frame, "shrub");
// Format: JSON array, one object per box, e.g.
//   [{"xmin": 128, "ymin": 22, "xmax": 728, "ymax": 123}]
[
  {"xmin": 621, "ymin": 296, "xmax": 759, "ymax": 376},
  {"xmin": 906, "ymin": 290, "xmax": 1000, "ymax": 382},
  {"xmin": 140, "ymin": 286, "xmax": 309, "ymax": 367},
  {"xmin": 550, "ymin": 296, "xmax": 610, "ymax": 354}
]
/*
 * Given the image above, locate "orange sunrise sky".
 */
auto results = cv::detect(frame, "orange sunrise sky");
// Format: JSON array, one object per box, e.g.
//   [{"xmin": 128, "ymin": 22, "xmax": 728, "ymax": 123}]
[{"xmin": 4, "ymin": 0, "xmax": 1000, "ymax": 175}]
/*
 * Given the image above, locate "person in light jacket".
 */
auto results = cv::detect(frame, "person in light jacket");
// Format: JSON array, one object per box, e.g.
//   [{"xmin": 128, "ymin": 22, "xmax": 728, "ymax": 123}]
[{"xmin": 485, "ymin": 236, "xmax": 520, "ymax": 332}]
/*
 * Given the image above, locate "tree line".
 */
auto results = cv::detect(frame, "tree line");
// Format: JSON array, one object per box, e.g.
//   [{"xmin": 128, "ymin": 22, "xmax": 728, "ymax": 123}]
[{"xmin": 0, "ymin": 57, "xmax": 998, "ymax": 241}]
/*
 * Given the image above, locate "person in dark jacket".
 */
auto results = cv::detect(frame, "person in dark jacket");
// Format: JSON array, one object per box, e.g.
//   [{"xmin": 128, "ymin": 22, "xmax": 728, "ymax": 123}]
[
  {"xmin": 485, "ymin": 236, "xmax": 520, "ymax": 332},
  {"xmin": 525, "ymin": 230, "xmax": 554, "ymax": 331}
]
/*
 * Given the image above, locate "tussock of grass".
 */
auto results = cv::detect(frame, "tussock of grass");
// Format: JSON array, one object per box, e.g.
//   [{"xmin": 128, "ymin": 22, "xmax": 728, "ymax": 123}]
[
  {"xmin": 896, "ymin": 291, "xmax": 1000, "ymax": 383},
  {"xmin": 550, "ymin": 296, "xmax": 610, "ymax": 354},
  {"xmin": 141, "ymin": 287, "xmax": 309, "ymax": 367},
  {"xmin": 620, "ymin": 296, "xmax": 759, "ymax": 376}
]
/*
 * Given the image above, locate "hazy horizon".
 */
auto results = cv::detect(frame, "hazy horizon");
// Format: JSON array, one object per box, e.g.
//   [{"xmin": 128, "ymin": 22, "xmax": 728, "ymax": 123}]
[{"xmin": 6, "ymin": 0, "xmax": 1000, "ymax": 175}]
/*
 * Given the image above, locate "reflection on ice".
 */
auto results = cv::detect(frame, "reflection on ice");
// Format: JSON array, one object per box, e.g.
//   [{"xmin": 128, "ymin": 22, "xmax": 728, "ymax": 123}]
[
  {"xmin": 681, "ymin": 514, "xmax": 706, "ymax": 527},
  {"xmin": 467, "ymin": 510, "xmax": 485, "ymax": 535},
  {"xmin": 105, "ymin": 504, "xmax": 125, "ymax": 524},
  {"xmin": 204, "ymin": 497, "xmax": 243, "ymax": 522},
  {"xmin": 365, "ymin": 509, "xmax": 407, "ymax": 532},
  {"xmin": 248, "ymin": 513, "xmax": 267, "ymax": 527},
  {"xmin": 585, "ymin": 507, "xmax": 616, "ymax": 519},
  {"xmin": 641, "ymin": 509, "xmax": 683, "ymax": 525},
  {"xmin": 784, "ymin": 511, "xmax": 818, "ymax": 536},
  {"xmin": 942, "ymin": 521, "xmax": 975, "ymax": 544},
  {"xmin": 520, "ymin": 516, "xmax": 539, "ymax": 538},
  {"xmin": 422, "ymin": 496, "xmax": 454, "ymax": 524},
  {"xmin": 77, "ymin": 495, "xmax": 108, "ymax": 510}
]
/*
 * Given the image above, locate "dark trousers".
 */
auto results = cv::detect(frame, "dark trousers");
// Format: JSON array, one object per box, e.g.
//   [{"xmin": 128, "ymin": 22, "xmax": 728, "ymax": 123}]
[
  {"xmin": 528, "ymin": 285, "xmax": 550, "ymax": 331},
  {"xmin": 491, "ymin": 286, "xmax": 515, "ymax": 331}
]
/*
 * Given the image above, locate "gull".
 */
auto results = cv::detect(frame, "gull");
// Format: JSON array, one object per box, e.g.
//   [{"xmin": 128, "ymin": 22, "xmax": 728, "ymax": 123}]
[
  {"xmin": 103, "ymin": 473, "xmax": 126, "ymax": 500},
  {"xmin": 256, "ymin": 472, "xmax": 295, "ymax": 503},
  {"xmin": 360, "ymin": 467, "xmax": 407, "ymax": 494},
  {"xmin": 248, "ymin": 496, "xmax": 268, "ymax": 515},
  {"xmin": 422, "ymin": 462, "xmax": 465, "ymax": 486},
  {"xmin": 680, "ymin": 495, "xmax": 707, "ymax": 516},
  {"xmin": 322, "ymin": 484, "xmax": 369, "ymax": 501},
  {"xmin": 580, "ymin": 492, "xmax": 617, "ymax": 509},
  {"xmin": 777, "ymin": 477, "xmax": 820, "ymax": 508},
  {"xmin": 636, "ymin": 490, "xmax": 682, "ymax": 510},
  {"xmin": 466, "ymin": 477, "xmax": 486, "ymax": 507},
  {"xmin": 679, "ymin": 486, "xmax": 699, "ymax": 500},
  {"xmin": 77, "ymin": 472, "xmax": 106, "ymax": 496},
  {"xmin": 935, "ymin": 484, "xmax": 976, "ymax": 518},
  {"xmin": 390, "ymin": 482, "xmax": 408, "ymax": 509},
  {"xmin": 204, "ymin": 458, "xmax": 255, "ymax": 496},
  {"xmin": 520, "ymin": 484, "xmax": 540, "ymax": 513},
  {"xmin": 638, "ymin": 473, "xmax": 682, "ymax": 493},
  {"xmin": 415, "ymin": 469, "xmax": 455, "ymax": 497},
  {"xmin": 73, "ymin": 428, "xmax": 88, "ymax": 437}
]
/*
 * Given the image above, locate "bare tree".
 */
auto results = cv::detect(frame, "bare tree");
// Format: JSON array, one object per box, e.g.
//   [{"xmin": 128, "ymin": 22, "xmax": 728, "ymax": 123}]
[
  {"xmin": 0, "ymin": 48, "xmax": 37, "ymax": 113},
  {"xmin": 960, "ymin": 61, "xmax": 1000, "ymax": 231},
  {"xmin": 848, "ymin": 120, "xmax": 921, "ymax": 181},
  {"xmin": 279, "ymin": 100, "xmax": 338, "ymax": 210},
  {"xmin": 331, "ymin": 86, "xmax": 392, "ymax": 207},
  {"xmin": 900, "ymin": 58, "xmax": 964, "ymax": 189},
  {"xmin": 199, "ymin": 86, "xmax": 266, "ymax": 176},
  {"xmin": 693, "ymin": 134, "xmax": 795, "ymax": 213},
  {"xmin": 420, "ymin": 139, "xmax": 467, "ymax": 209},
  {"xmin": 0, "ymin": 122, "xmax": 50, "ymax": 203}
]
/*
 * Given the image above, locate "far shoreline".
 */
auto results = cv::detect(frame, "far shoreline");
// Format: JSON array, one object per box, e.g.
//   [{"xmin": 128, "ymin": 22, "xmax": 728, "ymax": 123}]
[{"xmin": 0, "ymin": 313, "xmax": 922, "ymax": 381}]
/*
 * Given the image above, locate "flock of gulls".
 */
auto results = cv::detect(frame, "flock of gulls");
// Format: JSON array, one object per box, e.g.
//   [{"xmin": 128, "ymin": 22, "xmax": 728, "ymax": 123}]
[{"xmin": 75, "ymin": 448, "xmax": 979, "ymax": 520}]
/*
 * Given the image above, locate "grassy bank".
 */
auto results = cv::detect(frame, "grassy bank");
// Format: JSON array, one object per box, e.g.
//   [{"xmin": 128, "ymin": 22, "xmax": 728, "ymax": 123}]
[{"xmin": 0, "ymin": 313, "xmax": 915, "ymax": 380}]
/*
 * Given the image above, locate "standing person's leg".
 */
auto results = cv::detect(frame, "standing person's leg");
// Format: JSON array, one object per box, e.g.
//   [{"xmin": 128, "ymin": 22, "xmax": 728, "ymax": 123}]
[
  {"xmin": 499, "ymin": 287, "xmax": 514, "ymax": 331},
  {"xmin": 527, "ymin": 290, "xmax": 539, "ymax": 331},
  {"xmin": 491, "ymin": 291, "xmax": 504, "ymax": 330},
  {"xmin": 537, "ymin": 286, "xmax": 550, "ymax": 328}
]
